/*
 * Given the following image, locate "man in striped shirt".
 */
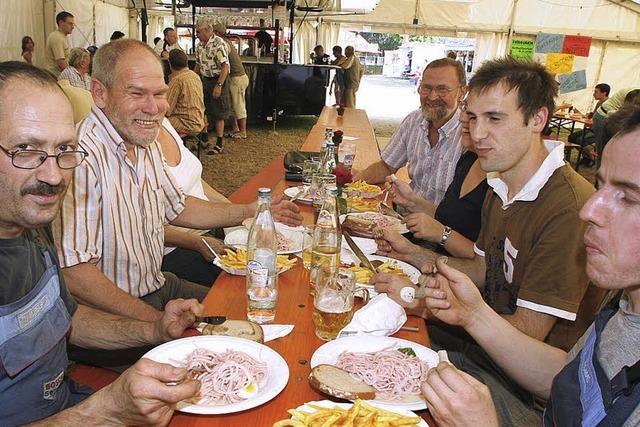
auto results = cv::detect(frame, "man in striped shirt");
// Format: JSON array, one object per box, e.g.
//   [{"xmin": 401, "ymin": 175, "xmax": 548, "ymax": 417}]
[
  {"xmin": 354, "ymin": 57, "xmax": 467, "ymax": 205},
  {"xmin": 53, "ymin": 39, "xmax": 302, "ymax": 323}
]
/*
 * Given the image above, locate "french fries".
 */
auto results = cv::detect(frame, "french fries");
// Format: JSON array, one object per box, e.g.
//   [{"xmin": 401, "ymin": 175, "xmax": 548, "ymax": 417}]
[
  {"xmin": 218, "ymin": 248, "xmax": 297, "ymax": 272},
  {"xmin": 346, "ymin": 196, "xmax": 380, "ymax": 213},
  {"xmin": 348, "ymin": 261, "xmax": 408, "ymax": 284},
  {"xmin": 345, "ymin": 180, "xmax": 382, "ymax": 193},
  {"xmin": 273, "ymin": 399, "xmax": 422, "ymax": 427}
]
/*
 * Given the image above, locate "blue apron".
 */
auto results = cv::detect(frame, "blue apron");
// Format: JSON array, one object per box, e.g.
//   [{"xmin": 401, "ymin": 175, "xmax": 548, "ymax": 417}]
[
  {"xmin": 544, "ymin": 307, "xmax": 640, "ymax": 426},
  {"xmin": 0, "ymin": 244, "xmax": 91, "ymax": 426}
]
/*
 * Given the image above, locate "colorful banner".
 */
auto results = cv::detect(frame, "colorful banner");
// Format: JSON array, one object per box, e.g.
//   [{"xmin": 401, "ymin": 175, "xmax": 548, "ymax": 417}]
[
  {"xmin": 562, "ymin": 35, "xmax": 592, "ymax": 57},
  {"xmin": 510, "ymin": 39, "xmax": 535, "ymax": 60},
  {"xmin": 535, "ymin": 33, "xmax": 564, "ymax": 53},
  {"xmin": 546, "ymin": 53, "xmax": 574, "ymax": 75},
  {"xmin": 558, "ymin": 70, "xmax": 587, "ymax": 94}
]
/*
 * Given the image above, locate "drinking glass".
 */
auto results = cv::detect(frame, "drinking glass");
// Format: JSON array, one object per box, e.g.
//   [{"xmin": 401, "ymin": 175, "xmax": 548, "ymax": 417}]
[
  {"xmin": 339, "ymin": 143, "xmax": 356, "ymax": 170},
  {"xmin": 312, "ymin": 268, "xmax": 356, "ymax": 340},
  {"xmin": 302, "ymin": 160, "xmax": 320, "ymax": 187},
  {"xmin": 310, "ymin": 173, "xmax": 337, "ymax": 211},
  {"xmin": 301, "ymin": 225, "xmax": 315, "ymax": 269}
]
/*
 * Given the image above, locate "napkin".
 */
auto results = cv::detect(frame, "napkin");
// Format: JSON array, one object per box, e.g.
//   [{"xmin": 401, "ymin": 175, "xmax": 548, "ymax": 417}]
[
  {"xmin": 261, "ymin": 324, "xmax": 295, "ymax": 342},
  {"xmin": 337, "ymin": 294, "xmax": 407, "ymax": 338},
  {"xmin": 195, "ymin": 323, "xmax": 294, "ymax": 343}
]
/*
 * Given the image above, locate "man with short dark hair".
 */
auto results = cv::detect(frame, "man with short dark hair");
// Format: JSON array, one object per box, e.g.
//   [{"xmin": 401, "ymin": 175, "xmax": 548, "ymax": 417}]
[
  {"xmin": 568, "ymin": 82, "xmax": 610, "ymax": 166},
  {"xmin": 45, "ymin": 11, "xmax": 74, "ymax": 77},
  {"xmin": 354, "ymin": 58, "xmax": 467, "ymax": 205},
  {"xmin": 0, "ymin": 60, "xmax": 202, "ymax": 426},
  {"xmin": 312, "ymin": 45, "xmax": 330, "ymax": 65},
  {"xmin": 374, "ymin": 58, "xmax": 597, "ymax": 425},
  {"xmin": 166, "ymin": 49, "xmax": 205, "ymax": 140},
  {"xmin": 154, "ymin": 27, "xmax": 182, "ymax": 59},
  {"xmin": 421, "ymin": 106, "xmax": 640, "ymax": 427},
  {"xmin": 110, "ymin": 30, "xmax": 125, "ymax": 41}
]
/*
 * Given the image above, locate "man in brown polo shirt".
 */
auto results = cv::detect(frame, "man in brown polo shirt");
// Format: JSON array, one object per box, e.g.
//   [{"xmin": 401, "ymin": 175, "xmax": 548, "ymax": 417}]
[{"xmin": 373, "ymin": 58, "xmax": 598, "ymax": 426}]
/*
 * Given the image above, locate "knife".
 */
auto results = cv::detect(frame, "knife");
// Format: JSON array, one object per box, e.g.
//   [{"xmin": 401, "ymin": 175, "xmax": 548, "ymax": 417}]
[
  {"xmin": 342, "ymin": 230, "xmax": 378, "ymax": 274},
  {"xmin": 197, "ymin": 316, "xmax": 227, "ymax": 325}
]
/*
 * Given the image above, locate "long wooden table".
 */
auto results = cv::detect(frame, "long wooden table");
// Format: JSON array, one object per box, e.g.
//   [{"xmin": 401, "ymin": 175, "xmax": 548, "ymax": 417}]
[{"xmin": 69, "ymin": 106, "xmax": 435, "ymax": 426}]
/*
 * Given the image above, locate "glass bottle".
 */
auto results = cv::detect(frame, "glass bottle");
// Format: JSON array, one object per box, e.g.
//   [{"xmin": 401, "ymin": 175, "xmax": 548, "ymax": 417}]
[
  {"xmin": 246, "ymin": 188, "xmax": 278, "ymax": 323},
  {"xmin": 310, "ymin": 185, "xmax": 341, "ymax": 295}
]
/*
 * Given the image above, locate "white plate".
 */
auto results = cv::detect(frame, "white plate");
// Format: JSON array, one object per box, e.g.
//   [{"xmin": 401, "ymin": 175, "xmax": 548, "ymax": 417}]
[
  {"xmin": 310, "ymin": 336, "xmax": 438, "ymax": 411},
  {"xmin": 142, "ymin": 336, "xmax": 289, "ymax": 415},
  {"xmin": 291, "ymin": 400, "xmax": 428, "ymax": 426},
  {"xmin": 341, "ymin": 254, "xmax": 420, "ymax": 298},
  {"xmin": 284, "ymin": 185, "xmax": 313, "ymax": 204},
  {"xmin": 225, "ymin": 224, "xmax": 307, "ymax": 255},
  {"xmin": 340, "ymin": 212, "xmax": 409, "ymax": 236}
]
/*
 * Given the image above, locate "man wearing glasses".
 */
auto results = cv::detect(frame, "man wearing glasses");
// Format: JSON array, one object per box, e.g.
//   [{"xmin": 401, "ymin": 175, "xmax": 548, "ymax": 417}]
[
  {"xmin": 0, "ymin": 61, "xmax": 202, "ymax": 425},
  {"xmin": 354, "ymin": 57, "xmax": 467, "ymax": 205}
]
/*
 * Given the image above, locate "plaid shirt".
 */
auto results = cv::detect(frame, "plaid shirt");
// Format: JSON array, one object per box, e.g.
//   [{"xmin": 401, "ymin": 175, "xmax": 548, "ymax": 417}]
[
  {"xmin": 58, "ymin": 66, "xmax": 91, "ymax": 91},
  {"xmin": 382, "ymin": 109, "xmax": 463, "ymax": 204},
  {"xmin": 196, "ymin": 35, "xmax": 229, "ymax": 77}
]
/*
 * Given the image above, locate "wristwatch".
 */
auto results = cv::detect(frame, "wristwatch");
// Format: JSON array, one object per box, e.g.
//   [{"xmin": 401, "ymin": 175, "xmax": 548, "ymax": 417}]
[{"xmin": 439, "ymin": 226, "xmax": 452, "ymax": 247}]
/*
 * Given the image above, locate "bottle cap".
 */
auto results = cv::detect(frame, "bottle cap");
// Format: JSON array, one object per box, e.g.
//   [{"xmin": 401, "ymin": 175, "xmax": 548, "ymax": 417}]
[{"xmin": 258, "ymin": 187, "xmax": 272, "ymax": 196}]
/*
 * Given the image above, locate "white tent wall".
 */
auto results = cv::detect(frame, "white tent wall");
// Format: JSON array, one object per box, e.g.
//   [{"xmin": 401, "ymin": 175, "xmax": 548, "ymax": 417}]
[
  {"xmin": 0, "ymin": 0, "xmax": 46, "ymax": 64},
  {"xmin": 53, "ymin": 0, "xmax": 130, "ymax": 47},
  {"xmin": 292, "ymin": 18, "xmax": 341, "ymax": 64},
  {"xmin": 95, "ymin": 2, "xmax": 130, "ymax": 45}
]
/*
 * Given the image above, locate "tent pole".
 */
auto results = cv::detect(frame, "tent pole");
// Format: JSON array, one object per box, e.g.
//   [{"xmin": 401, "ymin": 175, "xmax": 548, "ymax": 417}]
[
  {"xmin": 592, "ymin": 41, "xmax": 607, "ymax": 106},
  {"xmin": 506, "ymin": 0, "xmax": 519, "ymax": 55}
]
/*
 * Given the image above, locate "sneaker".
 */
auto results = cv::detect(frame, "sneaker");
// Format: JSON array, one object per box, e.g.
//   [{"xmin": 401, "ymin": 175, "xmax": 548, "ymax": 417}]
[{"xmin": 207, "ymin": 145, "xmax": 223, "ymax": 155}]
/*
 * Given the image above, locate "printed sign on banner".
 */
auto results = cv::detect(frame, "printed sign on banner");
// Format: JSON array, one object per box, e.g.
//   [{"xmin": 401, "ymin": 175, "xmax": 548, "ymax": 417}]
[
  {"xmin": 546, "ymin": 53, "xmax": 574, "ymax": 75},
  {"xmin": 510, "ymin": 39, "xmax": 535, "ymax": 60},
  {"xmin": 535, "ymin": 33, "xmax": 564, "ymax": 53},
  {"xmin": 558, "ymin": 70, "xmax": 587, "ymax": 94},
  {"xmin": 562, "ymin": 35, "xmax": 592, "ymax": 57}
]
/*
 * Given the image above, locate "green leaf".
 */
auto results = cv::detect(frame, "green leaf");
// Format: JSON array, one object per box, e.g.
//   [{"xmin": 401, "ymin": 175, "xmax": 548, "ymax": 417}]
[{"xmin": 398, "ymin": 347, "xmax": 416, "ymax": 357}]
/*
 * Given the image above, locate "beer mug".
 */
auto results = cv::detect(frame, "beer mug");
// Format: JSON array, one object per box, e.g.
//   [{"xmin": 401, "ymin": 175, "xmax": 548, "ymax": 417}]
[{"xmin": 312, "ymin": 268, "xmax": 356, "ymax": 340}]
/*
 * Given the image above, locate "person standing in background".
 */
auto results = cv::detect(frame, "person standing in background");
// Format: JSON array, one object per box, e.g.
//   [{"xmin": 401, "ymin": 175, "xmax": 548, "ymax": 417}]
[
  {"xmin": 44, "ymin": 11, "xmax": 74, "ymax": 77},
  {"xmin": 21, "ymin": 36, "xmax": 35, "ymax": 64},
  {"xmin": 154, "ymin": 27, "xmax": 182, "ymax": 59},
  {"xmin": 341, "ymin": 46, "xmax": 364, "ymax": 108},
  {"xmin": 213, "ymin": 22, "xmax": 249, "ymax": 139}
]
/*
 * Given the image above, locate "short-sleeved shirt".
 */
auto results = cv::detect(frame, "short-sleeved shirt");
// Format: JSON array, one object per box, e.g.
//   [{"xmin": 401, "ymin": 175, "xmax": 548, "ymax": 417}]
[
  {"xmin": 58, "ymin": 66, "xmax": 91, "ymax": 91},
  {"xmin": 53, "ymin": 106, "xmax": 186, "ymax": 298},
  {"xmin": 167, "ymin": 68, "xmax": 205, "ymax": 136},
  {"xmin": 382, "ymin": 109, "xmax": 463, "ymax": 204},
  {"xmin": 44, "ymin": 30, "xmax": 69, "ymax": 77},
  {"xmin": 0, "ymin": 228, "xmax": 76, "ymax": 315},
  {"xmin": 196, "ymin": 35, "xmax": 229, "ymax": 78},
  {"xmin": 474, "ymin": 141, "xmax": 595, "ymax": 332},
  {"xmin": 225, "ymin": 41, "xmax": 246, "ymax": 77},
  {"xmin": 154, "ymin": 40, "xmax": 182, "ymax": 57}
]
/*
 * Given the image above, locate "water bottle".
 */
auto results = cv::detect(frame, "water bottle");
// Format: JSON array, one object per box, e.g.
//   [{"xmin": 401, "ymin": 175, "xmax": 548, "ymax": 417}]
[
  {"xmin": 321, "ymin": 128, "xmax": 333, "ymax": 149},
  {"xmin": 310, "ymin": 185, "xmax": 341, "ymax": 295},
  {"xmin": 321, "ymin": 141, "xmax": 337, "ymax": 174},
  {"xmin": 246, "ymin": 188, "xmax": 278, "ymax": 323}
]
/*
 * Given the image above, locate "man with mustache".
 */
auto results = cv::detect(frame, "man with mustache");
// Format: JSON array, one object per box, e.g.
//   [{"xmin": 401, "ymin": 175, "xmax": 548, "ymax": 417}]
[
  {"xmin": 52, "ymin": 39, "xmax": 302, "ymax": 327},
  {"xmin": 420, "ymin": 106, "xmax": 640, "ymax": 427},
  {"xmin": 374, "ymin": 58, "xmax": 597, "ymax": 425},
  {"xmin": 0, "ymin": 61, "xmax": 202, "ymax": 426},
  {"xmin": 354, "ymin": 57, "xmax": 466, "ymax": 205}
]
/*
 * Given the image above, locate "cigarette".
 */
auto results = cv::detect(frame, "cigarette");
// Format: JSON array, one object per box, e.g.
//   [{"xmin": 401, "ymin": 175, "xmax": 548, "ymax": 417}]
[{"xmin": 400, "ymin": 326, "xmax": 420, "ymax": 332}]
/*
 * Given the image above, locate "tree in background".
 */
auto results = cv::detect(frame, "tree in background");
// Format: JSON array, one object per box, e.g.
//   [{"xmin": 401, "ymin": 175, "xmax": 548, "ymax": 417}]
[{"xmin": 360, "ymin": 32, "xmax": 402, "ymax": 51}]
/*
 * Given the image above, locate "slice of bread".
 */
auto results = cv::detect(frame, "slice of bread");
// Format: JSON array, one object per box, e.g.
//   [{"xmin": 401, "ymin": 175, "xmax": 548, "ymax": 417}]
[
  {"xmin": 308, "ymin": 364, "xmax": 376, "ymax": 400},
  {"xmin": 201, "ymin": 320, "xmax": 264, "ymax": 343}
]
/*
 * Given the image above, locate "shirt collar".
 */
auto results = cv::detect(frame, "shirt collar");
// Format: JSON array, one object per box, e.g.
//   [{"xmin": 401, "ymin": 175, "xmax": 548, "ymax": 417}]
[
  {"xmin": 90, "ymin": 105, "xmax": 128, "ymax": 156},
  {"xmin": 418, "ymin": 108, "xmax": 462, "ymax": 142},
  {"xmin": 487, "ymin": 140, "xmax": 566, "ymax": 208}
]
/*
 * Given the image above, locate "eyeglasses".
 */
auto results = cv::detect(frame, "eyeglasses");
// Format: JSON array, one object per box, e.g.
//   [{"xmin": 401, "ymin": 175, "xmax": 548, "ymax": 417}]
[
  {"xmin": 418, "ymin": 84, "xmax": 460, "ymax": 96},
  {"xmin": 0, "ymin": 145, "xmax": 88, "ymax": 170}
]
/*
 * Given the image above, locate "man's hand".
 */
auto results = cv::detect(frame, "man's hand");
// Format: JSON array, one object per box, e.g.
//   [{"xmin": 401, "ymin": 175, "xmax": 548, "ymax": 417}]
[
  {"xmin": 422, "ymin": 362, "xmax": 499, "ymax": 427},
  {"xmin": 154, "ymin": 299, "xmax": 203, "ymax": 342},
  {"xmin": 271, "ymin": 195, "xmax": 303, "ymax": 226},
  {"xmin": 195, "ymin": 236, "xmax": 225, "ymax": 262},
  {"xmin": 98, "ymin": 358, "xmax": 200, "ymax": 426},
  {"xmin": 371, "ymin": 273, "xmax": 422, "ymax": 313},
  {"xmin": 385, "ymin": 179, "xmax": 421, "ymax": 213},
  {"xmin": 405, "ymin": 213, "xmax": 444, "ymax": 242},
  {"xmin": 212, "ymin": 85, "xmax": 222, "ymax": 99},
  {"xmin": 375, "ymin": 229, "xmax": 433, "ymax": 270},
  {"xmin": 423, "ymin": 258, "xmax": 486, "ymax": 328}
]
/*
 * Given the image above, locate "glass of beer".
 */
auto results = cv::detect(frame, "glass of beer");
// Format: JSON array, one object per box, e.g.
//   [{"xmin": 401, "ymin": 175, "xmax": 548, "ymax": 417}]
[
  {"xmin": 301, "ymin": 225, "xmax": 314, "ymax": 269},
  {"xmin": 312, "ymin": 268, "xmax": 356, "ymax": 340}
]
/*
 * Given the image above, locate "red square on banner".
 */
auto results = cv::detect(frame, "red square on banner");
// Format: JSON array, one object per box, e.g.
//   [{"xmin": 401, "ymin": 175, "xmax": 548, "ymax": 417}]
[{"xmin": 563, "ymin": 35, "xmax": 591, "ymax": 57}]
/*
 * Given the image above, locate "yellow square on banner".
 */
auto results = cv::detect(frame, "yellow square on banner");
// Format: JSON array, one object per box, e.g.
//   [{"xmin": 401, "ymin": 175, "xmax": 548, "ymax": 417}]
[{"xmin": 546, "ymin": 53, "xmax": 574, "ymax": 75}]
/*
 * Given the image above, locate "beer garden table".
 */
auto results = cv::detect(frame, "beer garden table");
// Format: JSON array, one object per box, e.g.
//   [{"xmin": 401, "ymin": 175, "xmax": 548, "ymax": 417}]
[{"xmin": 69, "ymin": 106, "xmax": 437, "ymax": 427}]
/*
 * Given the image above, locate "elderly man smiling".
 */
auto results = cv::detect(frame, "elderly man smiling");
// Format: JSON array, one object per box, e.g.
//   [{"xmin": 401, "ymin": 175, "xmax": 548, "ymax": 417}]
[{"xmin": 53, "ymin": 39, "xmax": 301, "ymax": 324}]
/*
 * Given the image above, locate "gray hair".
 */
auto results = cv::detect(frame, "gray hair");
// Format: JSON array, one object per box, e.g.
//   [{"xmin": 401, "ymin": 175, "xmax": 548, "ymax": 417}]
[
  {"xmin": 92, "ymin": 39, "xmax": 159, "ymax": 88},
  {"xmin": 68, "ymin": 47, "xmax": 89, "ymax": 68},
  {"xmin": 196, "ymin": 20, "xmax": 213, "ymax": 32}
]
